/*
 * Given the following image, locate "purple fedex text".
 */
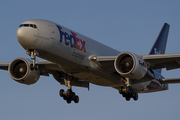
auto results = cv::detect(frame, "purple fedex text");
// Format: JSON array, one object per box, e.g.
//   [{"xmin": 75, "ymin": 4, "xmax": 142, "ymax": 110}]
[
  {"xmin": 139, "ymin": 60, "xmax": 146, "ymax": 68},
  {"xmin": 56, "ymin": 25, "xmax": 86, "ymax": 53}
]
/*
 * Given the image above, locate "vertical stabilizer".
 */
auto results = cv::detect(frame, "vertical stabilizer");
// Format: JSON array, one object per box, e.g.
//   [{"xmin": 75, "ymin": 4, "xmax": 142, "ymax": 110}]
[{"xmin": 149, "ymin": 23, "xmax": 170, "ymax": 73}]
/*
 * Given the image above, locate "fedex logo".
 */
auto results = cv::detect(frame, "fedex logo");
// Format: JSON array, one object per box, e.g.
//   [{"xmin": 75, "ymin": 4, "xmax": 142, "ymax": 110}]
[
  {"xmin": 154, "ymin": 48, "xmax": 161, "ymax": 54},
  {"xmin": 139, "ymin": 60, "xmax": 146, "ymax": 68},
  {"xmin": 56, "ymin": 25, "xmax": 86, "ymax": 53}
]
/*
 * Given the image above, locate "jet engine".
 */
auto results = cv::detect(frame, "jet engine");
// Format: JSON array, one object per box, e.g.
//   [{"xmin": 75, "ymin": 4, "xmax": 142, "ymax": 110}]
[
  {"xmin": 114, "ymin": 52, "xmax": 147, "ymax": 80},
  {"xmin": 8, "ymin": 58, "xmax": 40, "ymax": 85}
]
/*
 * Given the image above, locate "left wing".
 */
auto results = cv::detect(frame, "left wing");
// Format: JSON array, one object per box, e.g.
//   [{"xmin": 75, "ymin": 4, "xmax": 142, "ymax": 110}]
[
  {"xmin": 141, "ymin": 53, "xmax": 180, "ymax": 70},
  {"xmin": 90, "ymin": 53, "xmax": 180, "ymax": 74}
]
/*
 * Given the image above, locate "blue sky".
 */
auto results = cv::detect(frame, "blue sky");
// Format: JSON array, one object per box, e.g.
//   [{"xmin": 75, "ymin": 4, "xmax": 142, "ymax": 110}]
[{"xmin": 0, "ymin": 0, "xmax": 180, "ymax": 120}]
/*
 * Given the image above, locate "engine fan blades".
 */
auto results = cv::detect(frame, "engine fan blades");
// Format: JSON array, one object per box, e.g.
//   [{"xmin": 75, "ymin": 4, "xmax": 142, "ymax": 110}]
[
  {"xmin": 119, "ymin": 56, "xmax": 133, "ymax": 73},
  {"xmin": 13, "ymin": 62, "xmax": 27, "ymax": 78}
]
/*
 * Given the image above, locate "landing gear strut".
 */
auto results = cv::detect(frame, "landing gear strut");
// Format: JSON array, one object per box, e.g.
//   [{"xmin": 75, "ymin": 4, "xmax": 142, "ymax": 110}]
[
  {"xmin": 27, "ymin": 49, "xmax": 39, "ymax": 70},
  {"xmin": 119, "ymin": 78, "xmax": 138, "ymax": 101},
  {"xmin": 59, "ymin": 74, "xmax": 79, "ymax": 104}
]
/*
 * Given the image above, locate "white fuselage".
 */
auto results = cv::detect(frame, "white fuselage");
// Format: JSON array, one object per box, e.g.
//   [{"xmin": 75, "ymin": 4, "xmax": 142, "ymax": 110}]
[{"xmin": 17, "ymin": 19, "xmax": 167, "ymax": 92}]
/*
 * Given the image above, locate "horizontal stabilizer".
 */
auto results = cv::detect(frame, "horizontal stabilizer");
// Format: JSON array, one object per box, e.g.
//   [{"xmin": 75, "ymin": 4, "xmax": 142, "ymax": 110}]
[{"xmin": 160, "ymin": 78, "xmax": 180, "ymax": 84}]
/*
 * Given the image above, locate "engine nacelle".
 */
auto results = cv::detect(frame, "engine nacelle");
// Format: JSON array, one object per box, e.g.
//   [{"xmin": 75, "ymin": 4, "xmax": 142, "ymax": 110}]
[
  {"xmin": 114, "ymin": 52, "xmax": 147, "ymax": 80},
  {"xmin": 8, "ymin": 58, "xmax": 40, "ymax": 85}
]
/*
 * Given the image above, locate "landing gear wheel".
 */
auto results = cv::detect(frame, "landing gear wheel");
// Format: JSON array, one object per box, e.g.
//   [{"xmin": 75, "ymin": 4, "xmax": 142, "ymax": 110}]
[
  {"xmin": 119, "ymin": 86, "xmax": 139, "ymax": 101},
  {"xmin": 72, "ymin": 92, "xmax": 75, "ymax": 100},
  {"xmin": 59, "ymin": 89, "xmax": 64, "ymax": 97},
  {"xmin": 74, "ymin": 96, "xmax": 79, "ymax": 103},
  {"xmin": 67, "ymin": 89, "xmax": 72, "ymax": 97},
  {"xmin": 126, "ymin": 86, "xmax": 132, "ymax": 95},
  {"xmin": 133, "ymin": 93, "xmax": 138, "ymax": 101},
  {"xmin": 119, "ymin": 87, "xmax": 123, "ymax": 94},
  {"xmin": 130, "ymin": 89, "xmax": 135, "ymax": 97},
  {"xmin": 58, "ymin": 74, "xmax": 81, "ymax": 104},
  {"xmin": 126, "ymin": 96, "xmax": 130, "ymax": 101},
  {"xmin": 66, "ymin": 99, "xmax": 71, "ymax": 104},
  {"xmin": 63, "ymin": 95, "xmax": 67, "ymax": 100},
  {"xmin": 59, "ymin": 88, "xmax": 79, "ymax": 104},
  {"xmin": 122, "ymin": 92, "xmax": 126, "ymax": 97}
]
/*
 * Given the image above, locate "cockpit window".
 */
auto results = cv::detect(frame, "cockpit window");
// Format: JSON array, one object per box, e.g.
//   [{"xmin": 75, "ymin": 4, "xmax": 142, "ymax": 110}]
[
  {"xmin": 30, "ymin": 24, "xmax": 33, "ymax": 28},
  {"xmin": 19, "ymin": 24, "xmax": 37, "ymax": 29},
  {"xmin": 33, "ymin": 25, "xmax": 37, "ymax": 28},
  {"xmin": 24, "ymin": 24, "xmax": 29, "ymax": 27},
  {"xmin": 19, "ymin": 24, "xmax": 23, "ymax": 27}
]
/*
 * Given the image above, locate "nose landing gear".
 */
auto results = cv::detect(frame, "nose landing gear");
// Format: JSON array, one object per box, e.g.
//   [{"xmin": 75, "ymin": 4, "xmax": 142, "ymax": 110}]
[{"xmin": 26, "ymin": 49, "xmax": 39, "ymax": 70}]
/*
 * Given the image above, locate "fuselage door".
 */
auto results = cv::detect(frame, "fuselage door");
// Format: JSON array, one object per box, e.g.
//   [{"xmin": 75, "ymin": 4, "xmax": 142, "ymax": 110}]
[{"xmin": 49, "ymin": 25, "xmax": 56, "ymax": 39}]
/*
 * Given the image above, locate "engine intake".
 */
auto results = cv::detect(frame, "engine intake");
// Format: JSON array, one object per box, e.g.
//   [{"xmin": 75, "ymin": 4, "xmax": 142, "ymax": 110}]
[
  {"xmin": 114, "ymin": 52, "xmax": 147, "ymax": 79},
  {"xmin": 119, "ymin": 54, "xmax": 134, "ymax": 73},
  {"xmin": 8, "ymin": 58, "xmax": 40, "ymax": 85}
]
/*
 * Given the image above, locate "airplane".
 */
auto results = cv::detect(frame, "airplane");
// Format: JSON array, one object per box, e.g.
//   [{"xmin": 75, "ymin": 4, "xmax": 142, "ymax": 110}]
[{"xmin": 1, "ymin": 19, "xmax": 180, "ymax": 104}]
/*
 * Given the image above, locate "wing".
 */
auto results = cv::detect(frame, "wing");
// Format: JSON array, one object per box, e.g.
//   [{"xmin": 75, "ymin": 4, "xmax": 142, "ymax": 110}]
[
  {"xmin": 90, "ymin": 53, "xmax": 180, "ymax": 74},
  {"xmin": 141, "ymin": 53, "xmax": 180, "ymax": 70},
  {"xmin": 89, "ymin": 56, "xmax": 117, "ymax": 73},
  {"xmin": 0, "ymin": 60, "xmax": 60, "ymax": 72},
  {"xmin": 0, "ymin": 60, "xmax": 89, "ymax": 89},
  {"xmin": 0, "ymin": 62, "xmax": 10, "ymax": 70}
]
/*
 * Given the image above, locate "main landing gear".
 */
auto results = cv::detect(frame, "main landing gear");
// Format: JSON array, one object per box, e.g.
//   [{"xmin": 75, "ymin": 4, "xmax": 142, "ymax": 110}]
[
  {"xmin": 119, "ymin": 86, "xmax": 138, "ymax": 101},
  {"xmin": 119, "ymin": 78, "xmax": 138, "ymax": 101},
  {"xmin": 59, "ymin": 89, "xmax": 79, "ymax": 104},
  {"xmin": 59, "ymin": 74, "xmax": 79, "ymax": 104}
]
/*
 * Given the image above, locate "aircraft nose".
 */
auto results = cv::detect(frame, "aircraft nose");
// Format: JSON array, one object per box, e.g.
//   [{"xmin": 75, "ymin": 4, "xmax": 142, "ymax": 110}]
[
  {"xmin": 17, "ymin": 27, "xmax": 33, "ymax": 49},
  {"xmin": 17, "ymin": 27, "xmax": 25, "ymax": 42}
]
